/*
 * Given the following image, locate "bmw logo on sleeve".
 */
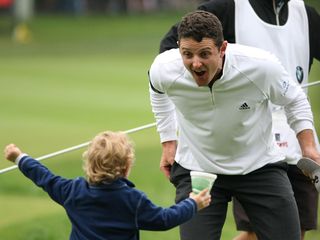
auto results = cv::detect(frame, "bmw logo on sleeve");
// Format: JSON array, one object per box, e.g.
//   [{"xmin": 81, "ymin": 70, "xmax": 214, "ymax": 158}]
[{"xmin": 296, "ymin": 66, "xmax": 304, "ymax": 84}]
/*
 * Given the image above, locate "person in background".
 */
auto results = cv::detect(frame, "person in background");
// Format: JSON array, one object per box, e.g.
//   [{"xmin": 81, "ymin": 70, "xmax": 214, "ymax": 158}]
[
  {"xmin": 159, "ymin": 1, "xmax": 320, "ymax": 239},
  {"xmin": 4, "ymin": 131, "xmax": 211, "ymax": 240}
]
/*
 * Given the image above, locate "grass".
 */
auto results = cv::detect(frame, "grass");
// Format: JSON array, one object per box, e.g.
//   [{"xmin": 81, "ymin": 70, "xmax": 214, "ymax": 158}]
[{"xmin": 0, "ymin": 7, "xmax": 319, "ymax": 240}]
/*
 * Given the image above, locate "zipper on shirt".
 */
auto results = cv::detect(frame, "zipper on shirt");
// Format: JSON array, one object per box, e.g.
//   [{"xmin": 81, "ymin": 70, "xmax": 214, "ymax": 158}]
[
  {"xmin": 209, "ymin": 86, "xmax": 215, "ymax": 105},
  {"xmin": 273, "ymin": 0, "xmax": 285, "ymax": 26}
]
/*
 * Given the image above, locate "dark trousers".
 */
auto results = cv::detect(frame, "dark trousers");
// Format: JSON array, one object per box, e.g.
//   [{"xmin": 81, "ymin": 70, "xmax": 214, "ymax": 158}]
[
  {"xmin": 233, "ymin": 164, "xmax": 318, "ymax": 232},
  {"xmin": 170, "ymin": 161, "xmax": 301, "ymax": 240}
]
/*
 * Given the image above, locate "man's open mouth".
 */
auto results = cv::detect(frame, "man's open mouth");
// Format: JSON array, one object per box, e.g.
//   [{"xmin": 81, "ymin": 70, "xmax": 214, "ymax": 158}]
[{"xmin": 194, "ymin": 70, "xmax": 206, "ymax": 76}]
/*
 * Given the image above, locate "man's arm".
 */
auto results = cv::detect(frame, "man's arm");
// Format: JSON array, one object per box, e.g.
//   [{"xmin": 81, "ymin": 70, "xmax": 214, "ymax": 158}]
[
  {"xmin": 160, "ymin": 140, "xmax": 177, "ymax": 178},
  {"xmin": 149, "ymin": 81, "xmax": 177, "ymax": 177},
  {"xmin": 280, "ymin": 81, "xmax": 319, "ymax": 164},
  {"xmin": 297, "ymin": 129, "xmax": 320, "ymax": 164},
  {"xmin": 279, "ymin": 75, "xmax": 320, "ymax": 164},
  {"xmin": 148, "ymin": 63, "xmax": 178, "ymax": 178},
  {"xmin": 264, "ymin": 56, "xmax": 320, "ymax": 163}
]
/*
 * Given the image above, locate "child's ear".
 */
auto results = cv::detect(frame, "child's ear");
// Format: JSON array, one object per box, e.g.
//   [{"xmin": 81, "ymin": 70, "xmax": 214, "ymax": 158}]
[{"xmin": 124, "ymin": 161, "xmax": 132, "ymax": 177}]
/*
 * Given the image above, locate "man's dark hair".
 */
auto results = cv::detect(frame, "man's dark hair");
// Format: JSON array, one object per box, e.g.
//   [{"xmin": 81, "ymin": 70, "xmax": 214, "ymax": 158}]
[{"xmin": 178, "ymin": 10, "xmax": 224, "ymax": 48}]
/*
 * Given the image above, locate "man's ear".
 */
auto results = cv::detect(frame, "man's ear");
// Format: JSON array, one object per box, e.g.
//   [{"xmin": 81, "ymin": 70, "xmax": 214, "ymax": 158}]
[{"xmin": 220, "ymin": 40, "xmax": 228, "ymax": 57}]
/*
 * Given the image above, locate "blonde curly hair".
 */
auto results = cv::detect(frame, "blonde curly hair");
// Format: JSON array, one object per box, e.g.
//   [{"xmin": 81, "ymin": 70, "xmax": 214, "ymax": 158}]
[{"xmin": 83, "ymin": 131, "xmax": 135, "ymax": 185}]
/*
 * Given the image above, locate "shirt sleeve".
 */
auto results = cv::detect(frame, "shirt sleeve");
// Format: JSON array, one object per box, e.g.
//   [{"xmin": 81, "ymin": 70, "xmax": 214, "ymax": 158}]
[
  {"xmin": 18, "ymin": 156, "xmax": 74, "ymax": 205},
  {"xmin": 148, "ymin": 58, "xmax": 178, "ymax": 143},
  {"xmin": 267, "ymin": 58, "xmax": 314, "ymax": 134},
  {"xmin": 136, "ymin": 193, "xmax": 197, "ymax": 230}
]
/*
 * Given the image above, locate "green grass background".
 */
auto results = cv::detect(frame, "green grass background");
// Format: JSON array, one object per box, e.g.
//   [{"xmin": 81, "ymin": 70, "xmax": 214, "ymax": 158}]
[{"xmin": 0, "ymin": 3, "xmax": 319, "ymax": 239}]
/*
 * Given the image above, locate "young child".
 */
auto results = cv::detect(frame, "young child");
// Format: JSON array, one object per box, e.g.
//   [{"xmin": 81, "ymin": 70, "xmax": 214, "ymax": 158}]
[{"xmin": 4, "ymin": 131, "xmax": 211, "ymax": 240}]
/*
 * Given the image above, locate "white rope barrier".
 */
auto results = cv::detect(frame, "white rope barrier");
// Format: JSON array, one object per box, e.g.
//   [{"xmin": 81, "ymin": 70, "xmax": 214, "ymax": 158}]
[
  {"xmin": 301, "ymin": 80, "xmax": 320, "ymax": 88},
  {"xmin": 1, "ymin": 81, "xmax": 319, "ymax": 175},
  {"xmin": 0, "ymin": 122, "xmax": 156, "ymax": 175}
]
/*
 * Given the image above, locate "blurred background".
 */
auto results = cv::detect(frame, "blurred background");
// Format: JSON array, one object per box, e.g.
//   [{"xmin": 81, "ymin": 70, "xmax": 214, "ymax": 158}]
[{"xmin": 0, "ymin": 0, "xmax": 319, "ymax": 239}]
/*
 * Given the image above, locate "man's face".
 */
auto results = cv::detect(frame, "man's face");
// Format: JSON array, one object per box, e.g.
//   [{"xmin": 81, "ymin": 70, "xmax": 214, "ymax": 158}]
[{"xmin": 179, "ymin": 37, "xmax": 227, "ymax": 86}]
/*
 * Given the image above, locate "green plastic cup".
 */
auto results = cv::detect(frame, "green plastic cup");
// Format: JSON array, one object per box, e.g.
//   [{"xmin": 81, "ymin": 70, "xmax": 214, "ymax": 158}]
[{"xmin": 190, "ymin": 171, "xmax": 217, "ymax": 194}]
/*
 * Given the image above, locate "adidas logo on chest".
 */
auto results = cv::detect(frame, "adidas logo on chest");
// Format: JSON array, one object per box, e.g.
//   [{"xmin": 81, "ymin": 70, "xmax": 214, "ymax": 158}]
[{"xmin": 239, "ymin": 102, "xmax": 250, "ymax": 110}]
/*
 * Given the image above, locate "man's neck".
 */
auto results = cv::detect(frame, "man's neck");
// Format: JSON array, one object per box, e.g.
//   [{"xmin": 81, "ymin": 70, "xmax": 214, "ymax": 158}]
[{"xmin": 208, "ymin": 56, "xmax": 225, "ymax": 88}]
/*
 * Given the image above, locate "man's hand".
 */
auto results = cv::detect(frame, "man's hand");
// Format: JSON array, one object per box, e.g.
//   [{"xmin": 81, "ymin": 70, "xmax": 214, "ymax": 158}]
[
  {"xmin": 297, "ymin": 157, "xmax": 320, "ymax": 192},
  {"xmin": 160, "ymin": 141, "xmax": 177, "ymax": 179}
]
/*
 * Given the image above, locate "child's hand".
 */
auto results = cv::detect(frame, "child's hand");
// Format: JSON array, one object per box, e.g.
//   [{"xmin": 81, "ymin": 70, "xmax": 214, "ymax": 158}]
[
  {"xmin": 189, "ymin": 188, "xmax": 211, "ymax": 211},
  {"xmin": 4, "ymin": 144, "xmax": 22, "ymax": 162}
]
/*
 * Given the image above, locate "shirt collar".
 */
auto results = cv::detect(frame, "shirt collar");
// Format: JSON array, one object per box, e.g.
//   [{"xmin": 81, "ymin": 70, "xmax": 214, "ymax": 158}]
[{"xmin": 89, "ymin": 178, "xmax": 135, "ymax": 189}]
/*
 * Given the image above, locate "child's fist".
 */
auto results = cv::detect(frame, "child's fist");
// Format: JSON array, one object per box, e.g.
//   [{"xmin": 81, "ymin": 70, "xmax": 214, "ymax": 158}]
[{"xmin": 4, "ymin": 144, "xmax": 22, "ymax": 162}]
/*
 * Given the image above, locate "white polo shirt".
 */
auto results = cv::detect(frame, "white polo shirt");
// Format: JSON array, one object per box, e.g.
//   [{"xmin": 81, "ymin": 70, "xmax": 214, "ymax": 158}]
[{"xmin": 149, "ymin": 44, "xmax": 313, "ymax": 175}]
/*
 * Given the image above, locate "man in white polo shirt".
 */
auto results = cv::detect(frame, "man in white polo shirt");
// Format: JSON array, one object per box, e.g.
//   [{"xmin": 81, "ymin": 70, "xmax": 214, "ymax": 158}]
[
  {"xmin": 149, "ymin": 10, "xmax": 320, "ymax": 240},
  {"xmin": 159, "ymin": 1, "xmax": 320, "ymax": 239}
]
